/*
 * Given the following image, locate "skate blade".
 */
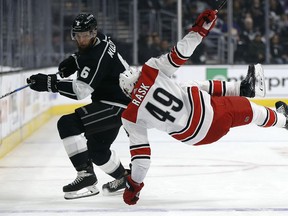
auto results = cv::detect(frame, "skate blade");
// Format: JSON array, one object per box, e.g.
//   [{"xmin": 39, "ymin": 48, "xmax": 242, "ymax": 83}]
[
  {"xmin": 102, "ymin": 188, "xmax": 125, "ymax": 196},
  {"xmin": 64, "ymin": 185, "xmax": 100, "ymax": 200},
  {"xmin": 254, "ymin": 63, "xmax": 266, "ymax": 97}
]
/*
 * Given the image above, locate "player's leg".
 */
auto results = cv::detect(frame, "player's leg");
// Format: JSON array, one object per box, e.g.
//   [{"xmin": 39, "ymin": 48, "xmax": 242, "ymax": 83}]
[
  {"xmin": 86, "ymin": 128, "xmax": 129, "ymax": 196},
  {"xmin": 57, "ymin": 113, "xmax": 98, "ymax": 200},
  {"xmin": 249, "ymin": 101, "xmax": 287, "ymax": 128},
  {"xmin": 186, "ymin": 64, "xmax": 265, "ymax": 97},
  {"xmin": 196, "ymin": 96, "xmax": 287, "ymax": 145},
  {"xmin": 76, "ymin": 101, "xmax": 128, "ymax": 195}
]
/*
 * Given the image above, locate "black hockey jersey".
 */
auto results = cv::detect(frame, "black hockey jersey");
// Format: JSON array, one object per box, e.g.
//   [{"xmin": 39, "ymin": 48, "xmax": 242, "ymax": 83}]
[{"xmin": 57, "ymin": 32, "xmax": 130, "ymax": 107}]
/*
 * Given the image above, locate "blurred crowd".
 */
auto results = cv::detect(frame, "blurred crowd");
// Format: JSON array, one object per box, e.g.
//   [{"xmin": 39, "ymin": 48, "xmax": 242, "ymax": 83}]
[{"xmin": 137, "ymin": 0, "xmax": 288, "ymax": 65}]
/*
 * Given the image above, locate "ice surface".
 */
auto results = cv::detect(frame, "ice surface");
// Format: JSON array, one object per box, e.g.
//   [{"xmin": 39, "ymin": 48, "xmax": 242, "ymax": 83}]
[{"xmin": 1, "ymin": 116, "xmax": 288, "ymax": 216}]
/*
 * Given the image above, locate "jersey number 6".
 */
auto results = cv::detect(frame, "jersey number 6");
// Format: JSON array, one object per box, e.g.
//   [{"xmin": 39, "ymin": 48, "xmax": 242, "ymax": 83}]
[
  {"xmin": 145, "ymin": 88, "xmax": 183, "ymax": 122},
  {"xmin": 80, "ymin": 66, "xmax": 90, "ymax": 78}
]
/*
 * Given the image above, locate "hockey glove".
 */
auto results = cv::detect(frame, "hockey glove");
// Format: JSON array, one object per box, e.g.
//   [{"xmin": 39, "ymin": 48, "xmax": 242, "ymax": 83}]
[
  {"xmin": 191, "ymin": 9, "xmax": 217, "ymax": 37},
  {"xmin": 27, "ymin": 73, "xmax": 58, "ymax": 92},
  {"xmin": 58, "ymin": 54, "xmax": 79, "ymax": 78},
  {"xmin": 123, "ymin": 175, "xmax": 144, "ymax": 205}
]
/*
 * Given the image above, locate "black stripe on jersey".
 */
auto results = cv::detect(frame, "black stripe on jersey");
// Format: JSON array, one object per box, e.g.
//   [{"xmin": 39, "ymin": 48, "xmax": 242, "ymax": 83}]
[
  {"xmin": 208, "ymin": 80, "xmax": 213, "ymax": 95},
  {"xmin": 169, "ymin": 87, "xmax": 194, "ymax": 135},
  {"xmin": 273, "ymin": 110, "xmax": 278, "ymax": 126},
  {"xmin": 131, "ymin": 156, "xmax": 151, "ymax": 161},
  {"xmin": 182, "ymin": 91, "xmax": 205, "ymax": 142},
  {"xmin": 130, "ymin": 143, "xmax": 150, "ymax": 150},
  {"xmin": 167, "ymin": 53, "xmax": 180, "ymax": 68},
  {"xmin": 175, "ymin": 46, "xmax": 190, "ymax": 59},
  {"xmin": 222, "ymin": 81, "xmax": 226, "ymax": 96},
  {"xmin": 260, "ymin": 108, "xmax": 269, "ymax": 126}
]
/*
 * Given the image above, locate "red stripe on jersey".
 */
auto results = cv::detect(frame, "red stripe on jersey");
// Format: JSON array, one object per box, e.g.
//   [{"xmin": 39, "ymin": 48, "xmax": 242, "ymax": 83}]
[
  {"xmin": 169, "ymin": 47, "xmax": 188, "ymax": 66},
  {"xmin": 212, "ymin": 80, "xmax": 223, "ymax": 96},
  {"xmin": 171, "ymin": 86, "xmax": 203, "ymax": 141},
  {"xmin": 263, "ymin": 108, "xmax": 277, "ymax": 127},
  {"xmin": 130, "ymin": 147, "xmax": 151, "ymax": 158},
  {"xmin": 122, "ymin": 64, "xmax": 159, "ymax": 123}
]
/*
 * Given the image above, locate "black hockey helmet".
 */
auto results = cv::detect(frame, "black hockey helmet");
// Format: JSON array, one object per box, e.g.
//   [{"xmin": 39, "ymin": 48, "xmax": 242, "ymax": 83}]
[{"xmin": 72, "ymin": 13, "xmax": 97, "ymax": 32}]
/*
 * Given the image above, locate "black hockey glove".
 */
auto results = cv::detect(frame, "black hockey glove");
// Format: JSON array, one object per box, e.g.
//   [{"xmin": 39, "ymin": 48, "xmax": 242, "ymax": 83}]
[
  {"xmin": 27, "ymin": 73, "xmax": 58, "ymax": 92},
  {"xmin": 58, "ymin": 54, "xmax": 79, "ymax": 78}
]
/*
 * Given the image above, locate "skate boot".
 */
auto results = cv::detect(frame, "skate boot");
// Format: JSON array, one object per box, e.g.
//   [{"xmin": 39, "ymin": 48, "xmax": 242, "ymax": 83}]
[
  {"xmin": 275, "ymin": 101, "xmax": 288, "ymax": 129},
  {"xmin": 240, "ymin": 63, "xmax": 266, "ymax": 98},
  {"xmin": 63, "ymin": 163, "xmax": 99, "ymax": 200},
  {"xmin": 102, "ymin": 170, "xmax": 130, "ymax": 196}
]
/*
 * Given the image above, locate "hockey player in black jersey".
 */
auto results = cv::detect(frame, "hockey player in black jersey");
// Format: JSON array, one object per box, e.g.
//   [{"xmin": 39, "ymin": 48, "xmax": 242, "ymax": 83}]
[{"xmin": 27, "ymin": 13, "xmax": 130, "ymax": 199}]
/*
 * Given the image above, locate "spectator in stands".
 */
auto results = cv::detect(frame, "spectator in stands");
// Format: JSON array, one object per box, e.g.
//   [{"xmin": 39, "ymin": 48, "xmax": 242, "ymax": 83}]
[
  {"xmin": 138, "ymin": 34, "xmax": 161, "ymax": 64},
  {"xmin": 235, "ymin": 15, "xmax": 256, "ymax": 63},
  {"xmin": 182, "ymin": 0, "xmax": 288, "ymax": 64},
  {"xmin": 159, "ymin": 39, "xmax": 171, "ymax": 54},
  {"xmin": 270, "ymin": 34, "xmax": 285, "ymax": 64},
  {"xmin": 249, "ymin": 0, "xmax": 265, "ymax": 33},
  {"xmin": 270, "ymin": 0, "xmax": 285, "ymax": 17},
  {"xmin": 162, "ymin": 0, "xmax": 177, "ymax": 13},
  {"xmin": 138, "ymin": 0, "xmax": 162, "ymax": 11},
  {"xmin": 183, "ymin": 3, "xmax": 199, "ymax": 28},
  {"xmin": 247, "ymin": 33, "xmax": 266, "ymax": 63}
]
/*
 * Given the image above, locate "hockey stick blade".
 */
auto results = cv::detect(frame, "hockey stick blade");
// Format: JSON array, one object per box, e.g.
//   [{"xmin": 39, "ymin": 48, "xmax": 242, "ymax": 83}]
[{"xmin": 0, "ymin": 83, "xmax": 33, "ymax": 99}]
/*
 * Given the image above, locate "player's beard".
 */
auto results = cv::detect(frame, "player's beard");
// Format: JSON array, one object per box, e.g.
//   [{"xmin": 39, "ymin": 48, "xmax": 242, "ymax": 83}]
[{"xmin": 77, "ymin": 37, "xmax": 97, "ymax": 53}]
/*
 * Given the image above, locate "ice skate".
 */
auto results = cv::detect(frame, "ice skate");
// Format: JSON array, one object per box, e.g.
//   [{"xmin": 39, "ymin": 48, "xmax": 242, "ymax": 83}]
[
  {"xmin": 102, "ymin": 175, "xmax": 127, "ymax": 196},
  {"xmin": 102, "ymin": 169, "xmax": 130, "ymax": 196},
  {"xmin": 63, "ymin": 167, "xmax": 99, "ymax": 200},
  {"xmin": 275, "ymin": 101, "xmax": 288, "ymax": 129},
  {"xmin": 240, "ymin": 64, "xmax": 265, "ymax": 98}
]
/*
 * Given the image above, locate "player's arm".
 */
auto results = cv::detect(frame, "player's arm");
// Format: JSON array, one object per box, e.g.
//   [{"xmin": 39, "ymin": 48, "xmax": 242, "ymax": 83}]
[
  {"xmin": 121, "ymin": 118, "xmax": 151, "ymax": 205},
  {"xmin": 27, "ymin": 50, "xmax": 110, "ymax": 100},
  {"xmin": 58, "ymin": 53, "xmax": 80, "ymax": 78},
  {"xmin": 57, "ymin": 79, "xmax": 94, "ymax": 100},
  {"xmin": 56, "ymin": 53, "xmax": 95, "ymax": 100},
  {"xmin": 26, "ymin": 72, "xmax": 94, "ymax": 100},
  {"xmin": 146, "ymin": 9, "xmax": 217, "ymax": 77},
  {"xmin": 57, "ymin": 51, "xmax": 111, "ymax": 100}
]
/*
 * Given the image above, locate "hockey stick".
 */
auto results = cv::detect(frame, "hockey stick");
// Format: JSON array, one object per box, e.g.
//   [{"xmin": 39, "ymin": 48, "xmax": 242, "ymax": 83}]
[
  {"xmin": 192, "ymin": 0, "xmax": 227, "ymax": 27},
  {"xmin": 0, "ymin": 82, "xmax": 34, "ymax": 99},
  {"xmin": 0, "ymin": 72, "xmax": 61, "ymax": 100},
  {"xmin": 216, "ymin": 0, "xmax": 227, "ymax": 13}
]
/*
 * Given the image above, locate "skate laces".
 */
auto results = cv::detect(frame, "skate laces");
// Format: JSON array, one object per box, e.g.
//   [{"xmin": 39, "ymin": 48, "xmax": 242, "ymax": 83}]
[
  {"xmin": 108, "ymin": 177, "xmax": 124, "ymax": 189},
  {"xmin": 70, "ymin": 170, "xmax": 92, "ymax": 186}
]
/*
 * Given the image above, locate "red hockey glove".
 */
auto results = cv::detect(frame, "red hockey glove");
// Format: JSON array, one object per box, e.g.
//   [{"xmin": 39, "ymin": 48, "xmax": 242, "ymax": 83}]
[
  {"xmin": 123, "ymin": 175, "xmax": 144, "ymax": 205},
  {"xmin": 191, "ymin": 9, "xmax": 217, "ymax": 37}
]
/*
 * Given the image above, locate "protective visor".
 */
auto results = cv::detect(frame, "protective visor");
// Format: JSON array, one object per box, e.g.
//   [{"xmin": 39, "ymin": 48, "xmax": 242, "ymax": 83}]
[{"xmin": 71, "ymin": 30, "xmax": 96, "ymax": 41}]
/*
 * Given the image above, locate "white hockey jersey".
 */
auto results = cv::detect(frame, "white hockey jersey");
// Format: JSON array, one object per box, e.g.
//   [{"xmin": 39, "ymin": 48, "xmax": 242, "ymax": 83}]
[{"xmin": 121, "ymin": 31, "xmax": 240, "ymax": 183}]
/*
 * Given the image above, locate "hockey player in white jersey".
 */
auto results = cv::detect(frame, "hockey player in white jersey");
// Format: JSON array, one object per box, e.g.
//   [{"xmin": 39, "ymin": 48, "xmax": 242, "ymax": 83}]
[{"xmin": 119, "ymin": 9, "xmax": 288, "ymax": 205}]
